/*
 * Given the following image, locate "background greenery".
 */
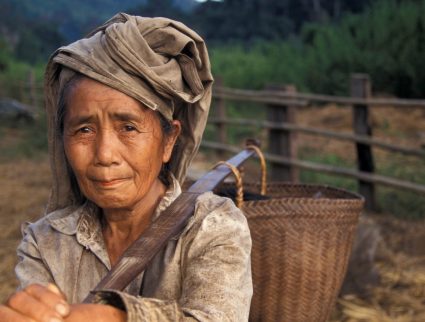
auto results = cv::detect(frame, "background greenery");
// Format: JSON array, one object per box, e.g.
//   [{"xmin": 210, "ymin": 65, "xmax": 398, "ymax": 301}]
[
  {"xmin": 2, "ymin": 0, "xmax": 425, "ymax": 97},
  {"xmin": 0, "ymin": 0, "xmax": 425, "ymax": 97},
  {"xmin": 210, "ymin": 0, "xmax": 425, "ymax": 97}
]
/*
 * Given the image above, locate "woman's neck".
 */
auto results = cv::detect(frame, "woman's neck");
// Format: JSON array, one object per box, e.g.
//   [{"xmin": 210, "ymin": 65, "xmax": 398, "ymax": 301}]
[{"xmin": 101, "ymin": 179, "xmax": 167, "ymax": 266}]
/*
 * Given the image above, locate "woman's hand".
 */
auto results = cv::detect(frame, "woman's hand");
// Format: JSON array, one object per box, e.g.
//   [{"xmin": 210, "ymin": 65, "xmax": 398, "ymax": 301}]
[
  {"xmin": 0, "ymin": 283, "xmax": 70, "ymax": 321},
  {"xmin": 65, "ymin": 304, "xmax": 126, "ymax": 322},
  {"xmin": 0, "ymin": 284, "xmax": 126, "ymax": 322}
]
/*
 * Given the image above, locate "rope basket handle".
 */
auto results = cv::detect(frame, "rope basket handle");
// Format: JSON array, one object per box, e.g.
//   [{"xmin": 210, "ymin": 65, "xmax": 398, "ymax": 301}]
[
  {"xmin": 213, "ymin": 161, "xmax": 244, "ymax": 208},
  {"xmin": 246, "ymin": 144, "xmax": 267, "ymax": 195}
]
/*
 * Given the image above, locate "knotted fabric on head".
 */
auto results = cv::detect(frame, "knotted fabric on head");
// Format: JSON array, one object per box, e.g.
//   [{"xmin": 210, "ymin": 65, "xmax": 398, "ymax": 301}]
[{"xmin": 44, "ymin": 13, "xmax": 213, "ymax": 213}]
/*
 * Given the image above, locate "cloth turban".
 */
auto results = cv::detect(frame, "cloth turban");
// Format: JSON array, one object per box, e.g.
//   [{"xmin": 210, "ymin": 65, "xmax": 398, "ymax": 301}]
[{"xmin": 44, "ymin": 13, "xmax": 213, "ymax": 213}]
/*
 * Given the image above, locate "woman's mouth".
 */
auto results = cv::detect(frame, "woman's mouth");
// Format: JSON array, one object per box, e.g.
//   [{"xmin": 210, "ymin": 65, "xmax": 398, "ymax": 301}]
[{"xmin": 93, "ymin": 178, "xmax": 129, "ymax": 188}]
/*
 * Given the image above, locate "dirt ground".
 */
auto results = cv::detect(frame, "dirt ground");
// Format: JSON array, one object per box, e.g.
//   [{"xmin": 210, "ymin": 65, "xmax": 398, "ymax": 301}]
[
  {"xmin": 0, "ymin": 104, "xmax": 423, "ymax": 320},
  {"xmin": 0, "ymin": 156, "xmax": 51, "ymax": 300}
]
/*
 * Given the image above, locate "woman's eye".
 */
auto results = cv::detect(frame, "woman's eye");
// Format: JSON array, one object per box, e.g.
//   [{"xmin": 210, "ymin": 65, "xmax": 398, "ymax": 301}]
[
  {"xmin": 78, "ymin": 126, "xmax": 92, "ymax": 134},
  {"xmin": 123, "ymin": 125, "xmax": 137, "ymax": 132}
]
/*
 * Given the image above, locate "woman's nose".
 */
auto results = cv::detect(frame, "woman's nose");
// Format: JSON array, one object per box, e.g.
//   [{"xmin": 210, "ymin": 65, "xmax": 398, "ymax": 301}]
[{"xmin": 94, "ymin": 129, "xmax": 121, "ymax": 166}]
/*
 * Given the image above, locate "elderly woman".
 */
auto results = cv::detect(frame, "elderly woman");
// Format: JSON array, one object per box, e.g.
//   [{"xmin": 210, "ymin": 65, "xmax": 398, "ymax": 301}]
[{"xmin": 1, "ymin": 14, "xmax": 252, "ymax": 322}]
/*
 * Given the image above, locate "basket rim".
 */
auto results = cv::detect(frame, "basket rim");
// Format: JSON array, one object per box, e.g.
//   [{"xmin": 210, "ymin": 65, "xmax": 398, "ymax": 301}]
[
  {"xmin": 228, "ymin": 181, "xmax": 365, "ymax": 201},
  {"xmin": 242, "ymin": 196, "xmax": 365, "ymax": 206}
]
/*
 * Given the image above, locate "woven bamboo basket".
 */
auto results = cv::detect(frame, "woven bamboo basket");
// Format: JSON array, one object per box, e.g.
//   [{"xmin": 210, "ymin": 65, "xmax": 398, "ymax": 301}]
[
  {"xmin": 214, "ymin": 146, "xmax": 364, "ymax": 322},
  {"xmin": 242, "ymin": 182, "xmax": 363, "ymax": 322}
]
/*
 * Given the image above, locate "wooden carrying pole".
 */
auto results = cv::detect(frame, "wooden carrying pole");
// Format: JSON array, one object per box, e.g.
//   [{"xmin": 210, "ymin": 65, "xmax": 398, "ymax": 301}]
[{"xmin": 83, "ymin": 143, "xmax": 258, "ymax": 303}]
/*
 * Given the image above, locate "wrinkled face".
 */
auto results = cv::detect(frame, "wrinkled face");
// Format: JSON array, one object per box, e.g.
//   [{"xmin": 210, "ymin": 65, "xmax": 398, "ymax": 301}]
[{"xmin": 63, "ymin": 77, "xmax": 179, "ymax": 210}]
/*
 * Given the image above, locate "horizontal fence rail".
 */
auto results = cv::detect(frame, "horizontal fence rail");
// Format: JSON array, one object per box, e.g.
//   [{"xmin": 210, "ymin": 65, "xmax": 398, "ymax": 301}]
[
  {"xmin": 207, "ymin": 118, "xmax": 425, "ymax": 157},
  {"xmin": 214, "ymin": 88, "xmax": 307, "ymax": 106},
  {"xmin": 214, "ymin": 87, "xmax": 425, "ymax": 109},
  {"xmin": 201, "ymin": 141, "xmax": 425, "ymax": 195}
]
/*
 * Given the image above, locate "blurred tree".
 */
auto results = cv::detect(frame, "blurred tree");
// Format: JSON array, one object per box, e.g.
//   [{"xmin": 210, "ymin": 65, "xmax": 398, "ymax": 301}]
[
  {"xmin": 14, "ymin": 22, "xmax": 64, "ymax": 64},
  {"xmin": 0, "ymin": 0, "xmax": 376, "ymax": 64},
  {"xmin": 211, "ymin": 0, "xmax": 425, "ymax": 97},
  {"xmin": 129, "ymin": 0, "xmax": 187, "ymax": 21},
  {"xmin": 182, "ymin": 0, "xmax": 295, "ymax": 44},
  {"xmin": 290, "ymin": 0, "xmax": 373, "ymax": 27},
  {"xmin": 0, "ymin": 0, "xmax": 147, "ymax": 63},
  {"xmin": 0, "ymin": 37, "xmax": 11, "ymax": 71}
]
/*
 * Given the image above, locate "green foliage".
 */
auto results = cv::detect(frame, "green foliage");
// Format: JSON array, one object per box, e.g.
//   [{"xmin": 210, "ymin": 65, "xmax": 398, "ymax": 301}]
[
  {"xmin": 211, "ymin": 0, "xmax": 425, "ymax": 97},
  {"xmin": 301, "ymin": 0, "xmax": 425, "ymax": 97},
  {"xmin": 299, "ymin": 154, "xmax": 358, "ymax": 192},
  {"xmin": 0, "ymin": 59, "xmax": 44, "ymax": 101},
  {"xmin": 378, "ymin": 187, "xmax": 425, "ymax": 219},
  {"xmin": 190, "ymin": 0, "xmax": 295, "ymax": 45},
  {"xmin": 0, "ymin": 38, "xmax": 11, "ymax": 72},
  {"xmin": 298, "ymin": 152, "xmax": 425, "ymax": 219},
  {"xmin": 130, "ymin": 0, "xmax": 373, "ymax": 45},
  {"xmin": 129, "ymin": 0, "xmax": 188, "ymax": 22},
  {"xmin": 205, "ymin": 100, "xmax": 267, "ymax": 146},
  {"xmin": 210, "ymin": 40, "xmax": 313, "ymax": 91}
]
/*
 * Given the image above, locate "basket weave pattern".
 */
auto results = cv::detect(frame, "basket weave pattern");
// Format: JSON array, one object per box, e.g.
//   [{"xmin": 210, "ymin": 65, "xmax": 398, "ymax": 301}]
[{"xmin": 239, "ymin": 183, "xmax": 363, "ymax": 322}]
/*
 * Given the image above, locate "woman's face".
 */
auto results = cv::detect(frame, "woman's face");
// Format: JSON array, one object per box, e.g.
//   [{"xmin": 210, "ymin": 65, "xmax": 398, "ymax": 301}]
[{"xmin": 63, "ymin": 77, "xmax": 179, "ymax": 211}]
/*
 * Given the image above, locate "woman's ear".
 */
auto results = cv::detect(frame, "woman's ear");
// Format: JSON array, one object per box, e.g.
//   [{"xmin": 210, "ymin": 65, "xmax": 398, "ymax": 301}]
[{"xmin": 162, "ymin": 120, "xmax": 181, "ymax": 163}]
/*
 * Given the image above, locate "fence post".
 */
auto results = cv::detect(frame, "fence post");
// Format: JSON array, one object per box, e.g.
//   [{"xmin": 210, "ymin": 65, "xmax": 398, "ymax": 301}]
[
  {"xmin": 350, "ymin": 74, "xmax": 376, "ymax": 211},
  {"xmin": 266, "ymin": 84, "xmax": 299, "ymax": 182},
  {"xmin": 214, "ymin": 77, "xmax": 227, "ymax": 159},
  {"xmin": 18, "ymin": 79, "xmax": 24, "ymax": 103},
  {"xmin": 28, "ymin": 69, "xmax": 37, "ymax": 109}
]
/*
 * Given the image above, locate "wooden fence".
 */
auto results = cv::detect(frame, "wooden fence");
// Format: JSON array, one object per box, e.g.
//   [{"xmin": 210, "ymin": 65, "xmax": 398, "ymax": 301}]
[
  {"xmin": 2, "ymin": 73, "xmax": 424, "ymax": 212},
  {"xmin": 203, "ymin": 74, "xmax": 425, "ymax": 211},
  {"xmin": 0, "ymin": 71, "xmax": 44, "ymax": 110}
]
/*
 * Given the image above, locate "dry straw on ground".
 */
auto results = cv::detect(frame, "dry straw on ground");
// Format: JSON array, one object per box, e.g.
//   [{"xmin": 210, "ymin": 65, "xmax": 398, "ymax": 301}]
[
  {"xmin": 0, "ymin": 157, "xmax": 51, "ymax": 300},
  {"xmin": 329, "ymin": 217, "xmax": 425, "ymax": 322}
]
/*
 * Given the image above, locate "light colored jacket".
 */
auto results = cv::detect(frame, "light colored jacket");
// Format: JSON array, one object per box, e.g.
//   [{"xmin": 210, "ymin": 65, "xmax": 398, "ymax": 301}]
[{"xmin": 16, "ymin": 177, "xmax": 253, "ymax": 321}]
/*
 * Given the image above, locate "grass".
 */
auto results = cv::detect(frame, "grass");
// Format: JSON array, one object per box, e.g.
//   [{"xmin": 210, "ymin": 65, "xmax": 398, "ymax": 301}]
[
  {"xmin": 0, "ymin": 112, "xmax": 48, "ymax": 162},
  {"xmin": 299, "ymin": 153, "xmax": 358, "ymax": 192},
  {"xmin": 298, "ymin": 152, "xmax": 425, "ymax": 219},
  {"xmin": 205, "ymin": 100, "xmax": 269, "ymax": 146}
]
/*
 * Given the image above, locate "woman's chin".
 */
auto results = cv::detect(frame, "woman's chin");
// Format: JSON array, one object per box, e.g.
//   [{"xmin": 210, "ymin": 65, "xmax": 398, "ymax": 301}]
[
  {"xmin": 80, "ymin": 177, "xmax": 160, "ymax": 211},
  {"xmin": 86, "ymin": 189, "xmax": 137, "ymax": 210},
  {"xmin": 90, "ymin": 196, "xmax": 133, "ymax": 210}
]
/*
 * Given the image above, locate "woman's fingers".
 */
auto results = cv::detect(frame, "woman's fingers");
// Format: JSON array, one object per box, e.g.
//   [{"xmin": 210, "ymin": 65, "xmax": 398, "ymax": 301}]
[
  {"xmin": 0, "ymin": 304, "xmax": 36, "ymax": 322},
  {"xmin": 46, "ymin": 284, "xmax": 63, "ymax": 297},
  {"xmin": 7, "ymin": 290, "xmax": 63, "ymax": 322},
  {"xmin": 25, "ymin": 284, "xmax": 69, "ymax": 316},
  {"xmin": 6, "ymin": 284, "xmax": 69, "ymax": 322}
]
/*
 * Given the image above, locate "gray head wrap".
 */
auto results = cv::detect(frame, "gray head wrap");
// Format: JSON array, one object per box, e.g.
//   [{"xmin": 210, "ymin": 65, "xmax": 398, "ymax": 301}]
[{"xmin": 44, "ymin": 13, "xmax": 213, "ymax": 213}]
